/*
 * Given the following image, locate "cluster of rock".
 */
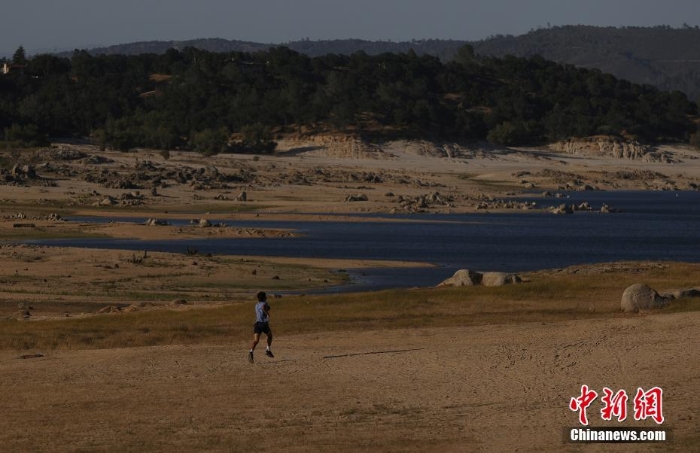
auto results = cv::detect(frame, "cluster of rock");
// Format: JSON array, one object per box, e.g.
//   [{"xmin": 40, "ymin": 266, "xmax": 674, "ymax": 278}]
[
  {"xmin": 0, "ymin": 164, "xmax": 41, "ymax": 185},
  {"xmin": 1, "ymin": 212, "xmax": 62, "ymax": 221},
  {"xmin": 344, "ymin": 191, "xmax": 457, "ymax": 211},
  {"xmin": 95, "ymin": 192, "xmax": 145, "ymax": 206},
  {"xmin": 551, "ymin": 137, "xmax": 682, "ymax": 164},
  {"xmin": 384, "ymin": 139, "xmax": 494, "ymax": 159},
  {"xmin": 189, "ymin": 218, "xmax": 227, "ymax": 228},
  {"xmin": 549, "ymin": 202, "xmax": 616, "ymax": 214},
  {"xmin": 396, "ymin": 192, "xmax": 455, "ymax": 211},
  {"xmin": 621, "ymin": 283, "xmax": 700, "ymax": 312},
  {"xmin": 475, "ymin": 198, "xmax": 538, "ymax": 211},
  {"xmin": 541, "ymin": 191, "xmax": 569, "ymax": 198},
  {"xmin": 551, "ymin": 137, "xmax": 654, "ymax": 159},
  {"xmin": 50, "ymin": 147, "xmax": 87, "ymax": 160},
  {"xmin": 438, "ymin": 269, "xmax": 522, "ymax": 287},
  {"xmin": 536, "ymin": 169, "xmax": 610, "ymax": 191},
  {"xmin": 83, "ymin": 155, "xmax": 115, "ymax": 165},
  {"xmin": 82, "ymin": 162, "xmax": 247, "ymax": 191},
  {"xmin": 272, "ymin": 167, "xmax": 443, "ymax": 189}
]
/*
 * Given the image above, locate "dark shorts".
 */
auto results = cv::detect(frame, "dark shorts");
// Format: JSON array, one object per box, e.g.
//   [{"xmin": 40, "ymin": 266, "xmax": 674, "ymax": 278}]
[{"xmin": 254, "ymin": 322, "xmax": 272, "ymax": 335}]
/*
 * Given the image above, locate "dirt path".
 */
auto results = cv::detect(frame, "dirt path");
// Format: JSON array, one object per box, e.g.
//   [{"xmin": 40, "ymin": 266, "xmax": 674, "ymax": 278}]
[{"xmin": 1, "ymin": 311, "xmax": 697, "ymax": 452}]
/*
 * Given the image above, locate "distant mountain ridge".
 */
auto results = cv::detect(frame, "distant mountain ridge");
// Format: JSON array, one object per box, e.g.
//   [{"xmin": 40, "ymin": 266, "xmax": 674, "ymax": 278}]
[
  {"xmin": 56, "ymin": 37, "xmax": 469, "ymax": 61},
  {"xmin": 54, "ymin": 26, "xmax": 700, "ymax": 99},
  {"xmin": 473, "ymin": 25, "xmax": 700, "ymax": 100}
]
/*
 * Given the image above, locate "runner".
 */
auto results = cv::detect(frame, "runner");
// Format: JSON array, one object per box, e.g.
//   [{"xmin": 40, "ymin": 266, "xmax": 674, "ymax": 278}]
[{"xmin": 248, "ymin": 291, "xmax": 273, "ymax": 363}]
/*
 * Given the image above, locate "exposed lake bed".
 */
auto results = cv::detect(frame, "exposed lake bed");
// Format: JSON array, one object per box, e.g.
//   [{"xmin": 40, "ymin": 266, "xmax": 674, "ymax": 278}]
[
  {"xmin": 3, "ymin": 141, "xmax": 700, "ymax": 305},
  {"xmin": 22, "ymin": 189, "xmax": 700, "ymax": 292},
  {"xmin": 3, "ymin": 142, "xmax": 700, "ymax": 451}
]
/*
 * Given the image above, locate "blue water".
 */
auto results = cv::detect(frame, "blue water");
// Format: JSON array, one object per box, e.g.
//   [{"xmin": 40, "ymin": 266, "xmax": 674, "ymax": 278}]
[{"xmin": 27, "ymin": 191, "xmax": 700, "ymax": 292}]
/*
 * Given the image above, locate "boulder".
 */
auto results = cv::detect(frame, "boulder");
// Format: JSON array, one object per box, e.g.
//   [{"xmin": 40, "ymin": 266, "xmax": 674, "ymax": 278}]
[
  {"xmin": 99, "ymin": 196, "xmax": 117, "ymax": 206},
  {"xmin": 551, "ymin": 204, "xmax": 574, "ymax": 215},
  {"xmin": 145, "ymin": 218, "xmax": 169, "ymax": 226},
  {"xmin": 621, "ymin": 284, "xmax": 669, "ymax": 313},
  {"xmin": 481, "ymin": 272, "xmax": 522, "ymax": 286},
  {"xmin": 438, "ymin": 269, "xmax": 483, "ymax": 287},
  {"xmin": 660, "ymin": 288, "xmax": 700, "ymax": 300},
  {"xmin": 345, "ymin": 194, "xmax": 368, "ymax": 202}
]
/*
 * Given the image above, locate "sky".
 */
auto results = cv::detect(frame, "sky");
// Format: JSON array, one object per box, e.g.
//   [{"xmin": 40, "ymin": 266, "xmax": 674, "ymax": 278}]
[{"xmin": 3, "ymin": 0, "xmax": 700, "ymax": 56}]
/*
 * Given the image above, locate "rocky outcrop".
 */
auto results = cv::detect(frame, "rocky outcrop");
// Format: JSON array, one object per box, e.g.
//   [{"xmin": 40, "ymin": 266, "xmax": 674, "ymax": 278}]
[
  {"xmin": 438, "ymin": 269, "xmax": 482, "ymax": 286},
  {"xmin": 551, "ymin": 137, "xmax": 654, "ymax": 160},
  {"xmin": 438, "ymin": 269, "xmax": 522, "ymax": 287},
  {"xmin": 551, "ymin": 136, "xmax": 681, "ymax": 163},
  {"xmin": 281, "ymin": 134, "xmax": 385, "ymax": 159},
  {"xmin": 395, "ymin": 192, "xmax": 455, "ymax": 212},
  {"xmin": 50, "ymin": 147, "xmax": 87, "ymax": 160}
]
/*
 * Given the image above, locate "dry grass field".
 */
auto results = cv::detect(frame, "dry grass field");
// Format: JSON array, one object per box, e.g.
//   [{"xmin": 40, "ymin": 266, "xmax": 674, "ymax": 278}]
[
  {"xmin": 1, "ymin": 141, "xmax": 700, "ymax": 451},
  {"xmin": 1, "ymin": 259, "xmax": 700, "ymax": 451}
]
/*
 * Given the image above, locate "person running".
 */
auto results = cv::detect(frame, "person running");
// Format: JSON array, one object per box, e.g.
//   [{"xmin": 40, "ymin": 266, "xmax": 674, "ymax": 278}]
[{"xmin": 248, "ymin": 291, "xmax": 273, "ymax": 363}]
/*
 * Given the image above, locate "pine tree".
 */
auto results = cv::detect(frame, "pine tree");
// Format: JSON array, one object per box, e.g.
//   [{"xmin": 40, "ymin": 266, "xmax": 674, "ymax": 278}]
[{"xmin": 12, "ymin": 46, "xmax": 27, "ymax": 65}]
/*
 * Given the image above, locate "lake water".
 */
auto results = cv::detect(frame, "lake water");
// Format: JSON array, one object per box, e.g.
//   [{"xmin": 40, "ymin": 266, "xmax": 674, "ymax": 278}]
[{"xmin": 28, "ymin": 191, "xmax": 700, "ymax": 292}]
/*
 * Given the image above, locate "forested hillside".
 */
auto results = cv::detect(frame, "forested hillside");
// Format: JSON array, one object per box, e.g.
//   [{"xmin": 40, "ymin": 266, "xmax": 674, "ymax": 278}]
[
  {"xmin": 1, "ymin": 45, "xmax": 697, "ymax": 152},
  {"xmin": 473, "ymin": 25, "xmax": 700, "ymax": 100},
  {"xmin": 45, "ymin": 26, "xmax": 700, "ymax": 100}
]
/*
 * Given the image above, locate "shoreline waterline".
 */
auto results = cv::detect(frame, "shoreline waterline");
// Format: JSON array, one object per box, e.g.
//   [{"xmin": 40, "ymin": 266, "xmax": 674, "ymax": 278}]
[{"xmin": 19, "ymin": 190, "xmax": 700, "ymax": 292}]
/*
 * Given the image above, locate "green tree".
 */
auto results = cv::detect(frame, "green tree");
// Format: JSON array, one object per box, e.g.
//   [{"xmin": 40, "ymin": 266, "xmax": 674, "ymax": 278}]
[
  {"xmin": 12, "ymin": 46, "xmax": 27, "ymax": 65},
  {"xmin": 192, "ymin": 127, "xmax": 230, "ymax": 156},
  {"xmin": 453, "ymin": 45, "xmax": 478, "ymax": 68},
  {"xmin": 103, "ymin": 117, "xmax": 142, "ymax": 152},
  {"xmin": 238, "ymin": 123, "xmax": 277, "ymax": 154},
  {"xmin": 3, "ymin": 123, "xmax": 48, "ymax": 147},
  {"xmin": 486, "ymin": 121, "xmax": 529, "ymax": 146}
]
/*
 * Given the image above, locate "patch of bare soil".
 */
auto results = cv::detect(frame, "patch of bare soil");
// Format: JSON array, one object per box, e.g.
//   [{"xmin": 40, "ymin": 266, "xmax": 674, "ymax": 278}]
[
  {"xmin": 0, "ymin": 311, "xmax": 697, "ymax": 451},
  {"xmin": 0, "ymin": 243, "xmax": 431, "ymax": 319}
]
